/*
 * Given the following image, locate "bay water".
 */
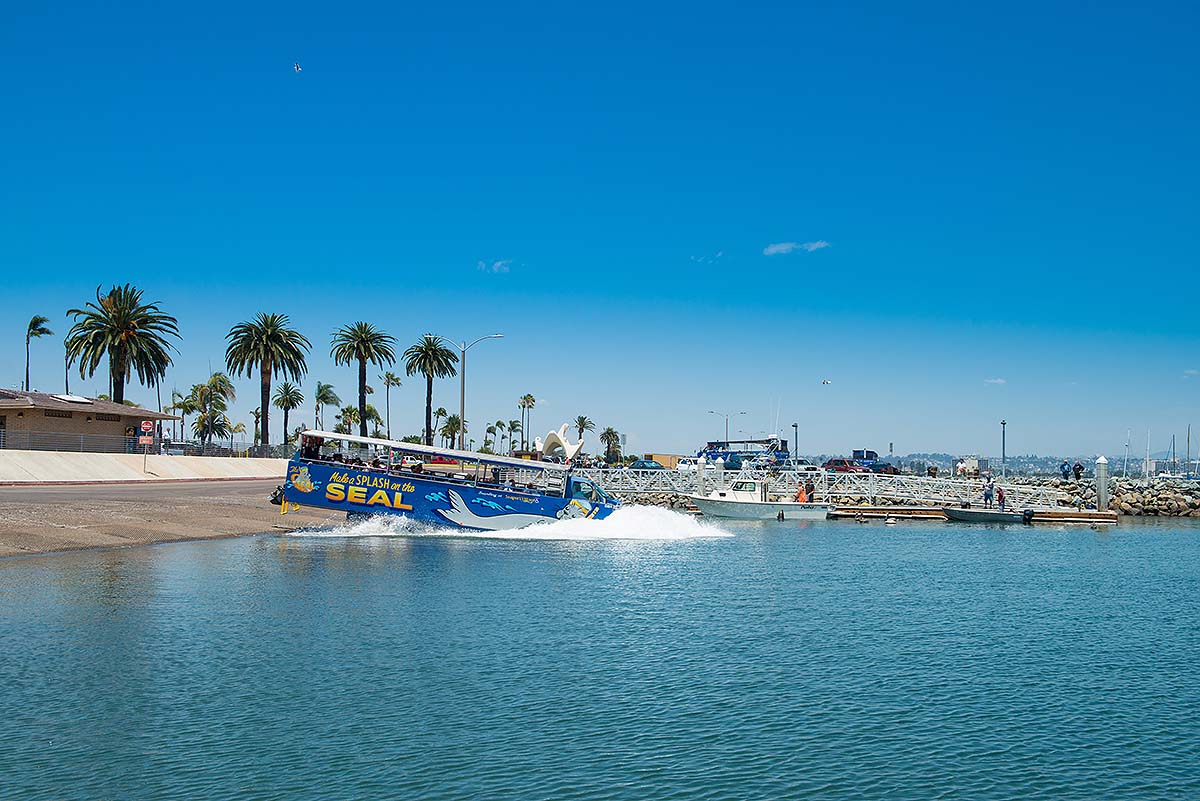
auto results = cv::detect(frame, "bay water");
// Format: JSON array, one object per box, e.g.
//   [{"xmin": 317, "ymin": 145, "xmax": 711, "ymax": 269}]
[{"xmin": 1, "ymin": 510, "xmax": 1197, "ymax": 800}]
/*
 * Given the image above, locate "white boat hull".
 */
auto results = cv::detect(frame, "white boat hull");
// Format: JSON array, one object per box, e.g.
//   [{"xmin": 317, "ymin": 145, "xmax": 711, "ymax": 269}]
[{"xmin": 689, "ymin": 495, "xmax": 831, "ymax": 520}]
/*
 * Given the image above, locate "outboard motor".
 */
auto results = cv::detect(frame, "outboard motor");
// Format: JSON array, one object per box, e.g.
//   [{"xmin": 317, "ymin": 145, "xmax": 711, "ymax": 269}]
[
  {"xmin": 1022, "ymin": 509, "xmax": 1036, "ymax": 525},
  {"xmin": 268, "ymin": 485, "xmax": 285, "ymax": 506}
]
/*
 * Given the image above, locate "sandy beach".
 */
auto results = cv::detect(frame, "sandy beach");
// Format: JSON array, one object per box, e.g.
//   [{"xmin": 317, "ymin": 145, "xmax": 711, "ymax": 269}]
[{"xmin": 0, "ymin": 479, "xmax": 336, "ymax": 558}]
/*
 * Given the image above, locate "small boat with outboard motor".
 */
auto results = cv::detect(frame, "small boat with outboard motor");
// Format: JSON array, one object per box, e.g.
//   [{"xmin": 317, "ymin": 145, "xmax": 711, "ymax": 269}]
[
  {"xmin": 942, "ymin": 505, "xmax": 1033, "ymax": 524},
  {"xmin": 687, "ymin": 479, "xmax": 831, "ymax": 520},
  {"xmin": 273, "ymin": 429, "xmax": 620, "ymax": 531}
]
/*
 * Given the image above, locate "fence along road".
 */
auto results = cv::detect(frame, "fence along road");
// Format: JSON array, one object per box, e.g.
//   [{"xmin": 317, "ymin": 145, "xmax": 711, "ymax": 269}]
[{"xmin": 576, "ymin": 468, "xmax": 1066, "ymax": 510}]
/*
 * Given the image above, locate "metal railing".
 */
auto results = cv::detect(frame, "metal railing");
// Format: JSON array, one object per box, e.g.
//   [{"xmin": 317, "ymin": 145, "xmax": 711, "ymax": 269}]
[{"xmin": 576, "ymin": 468, "xmax": 1066, "ymax": 510}]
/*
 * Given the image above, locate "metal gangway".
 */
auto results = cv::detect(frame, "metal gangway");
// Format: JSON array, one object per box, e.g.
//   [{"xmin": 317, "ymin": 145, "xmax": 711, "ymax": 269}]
[{"xmin": 576, "ymin": 468, "xmax": 1066, "ymax": 510}]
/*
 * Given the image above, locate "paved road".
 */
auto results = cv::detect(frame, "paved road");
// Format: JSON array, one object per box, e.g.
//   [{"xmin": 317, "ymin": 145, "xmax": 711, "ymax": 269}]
[{"xmin": 0, "ymin": 478, "xmax": 282, "ymax": 504}]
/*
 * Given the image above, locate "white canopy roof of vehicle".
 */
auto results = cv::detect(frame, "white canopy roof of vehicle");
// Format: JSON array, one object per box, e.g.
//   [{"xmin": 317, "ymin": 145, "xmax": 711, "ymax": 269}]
[{"xmin": 300, "ymin": 430, "xmax": 568, "ymax": 473}]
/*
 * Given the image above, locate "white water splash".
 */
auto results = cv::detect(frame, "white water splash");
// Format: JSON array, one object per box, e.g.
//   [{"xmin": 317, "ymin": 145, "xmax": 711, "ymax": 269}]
[{"xmin": 288, "ymin": 505, "xmax": 732, "ymax": 541}]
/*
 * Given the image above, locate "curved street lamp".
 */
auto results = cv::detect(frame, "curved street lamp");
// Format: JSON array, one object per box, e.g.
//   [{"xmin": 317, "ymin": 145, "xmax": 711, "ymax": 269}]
[
  {"xmin": 708, "ymin": 409, "xmax": 746, "ymax": 443},
  {"xmin": 436, "ymin": 333, "xmax": 504, "ymax": 450}
]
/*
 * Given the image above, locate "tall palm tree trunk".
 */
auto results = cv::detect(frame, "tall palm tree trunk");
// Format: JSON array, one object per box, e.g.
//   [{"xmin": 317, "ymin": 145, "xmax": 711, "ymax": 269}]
[
  {"xmin": 25, "ymin": 338, "xmax": 30, "ymax": 392},
  {"xmin": 283, "ymin": 408, "xmax": 290, "ymax": 447},
  {"xmin": 260, "ymin": 359, "xmax": 272, "ymax": 456},
  {"xmin": 358, "ymin": 358, "xmax": 368, "ymax": 437},
  {"xmin": 111, "ymin": 346, "xmax": 126, "ymax": 404},
  {"xmin": 424, "ymin": 375, "xmax": 434, "ymax": 446}
]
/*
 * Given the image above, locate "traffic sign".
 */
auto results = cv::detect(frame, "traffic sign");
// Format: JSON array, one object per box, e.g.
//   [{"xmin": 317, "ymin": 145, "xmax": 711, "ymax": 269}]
[
  {"xmin": 141, "ymin": 420, "xmax": 154, "ymax": 433},
  {"xmin": 138, "ymin": 435, "xmax": 154, "ymax": 445}
]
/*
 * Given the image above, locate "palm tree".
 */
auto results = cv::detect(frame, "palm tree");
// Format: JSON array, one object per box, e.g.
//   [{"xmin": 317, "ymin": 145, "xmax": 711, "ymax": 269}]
[
  {"xmin": 313, "ymin": 381, "xmax": 340, "ymax": 430},
  {"xmin": 65, "ymin": 284, "xmax": 180, "ymax": 404},
  {"xmin": 440, "ymin": 414, "xmax": 462, "ymax": 448},
  {"xmin": 229, "ymin": 420, "xmax": 247, "ymax": 454},
  {"xmin": 330, "ymin": 322, "xmax": 397, "ymax": 438},
  {"xmin": 518, "ymin": 394, "xmax": 536, "ymax": 450},
  {"xmin": 493, "ymin": 420, "xmax": 507, "ymax": 454},
  {"xmin": 507, "ymin": 419, "xmax": 522, "ymax": 455},
  {"xmin": 193, "ymin": 412, "xmax": 231, "ymax": 448},
  {"xmin": 380, "ymin": 371, "xmax": 403, "ymax": 439},
  {"xmin": 402, "ymin": 335, "xmax": 458, "ymax": 446},
  {"xmin": 334, "ymin": 405, "xmax": 359, "ymax": 435},
  {"xmin": 225, "ymin": 313, "xmax": 310, "ymax": 455},
  {"xmin": 433, "ymin": 407, "xmax": 448, "ymax": 434},
  {"xmin": 363, "ymin": 404, "xmax": 383, "ymax": 428},
  {"xmin": 485, "ymin": 425, "xmax": 496, "ymax": 451},
  {"xmin": 600, "ymin": 427, "xmax": 621, "ymax": 464},
  {"xmin": 24, "ymin": 315, "xmax": 54, "ymax": 392},
  {"xmin": 574, "ymin": 415, "xmax": 595, "ymax": 446},
  {"xmin": 272, "ymin": 381, "xmax": 305, "ymax": 448},
  {"xmin": 169, "ymin": 389, "xmax": 192, "ymax": 441},
  {"xmin": 189, "ymin": 373, "xmax": 236, "ymax": 450}
]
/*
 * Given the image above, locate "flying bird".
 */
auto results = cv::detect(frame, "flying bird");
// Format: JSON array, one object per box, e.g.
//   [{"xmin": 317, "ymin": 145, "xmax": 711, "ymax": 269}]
[
  {"xmin": 821, "ymin": 379, "xmax": 832, "ymax": 385},
  {"xmin": 293, "ymin": 63, "xmax": 302, "ymax": 73}
]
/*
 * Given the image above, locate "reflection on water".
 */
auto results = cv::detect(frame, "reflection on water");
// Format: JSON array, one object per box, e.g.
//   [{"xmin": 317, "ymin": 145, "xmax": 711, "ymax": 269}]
[{"xmin": 1, "ymin": 517, "xmax": 1198, "ymax": 800}]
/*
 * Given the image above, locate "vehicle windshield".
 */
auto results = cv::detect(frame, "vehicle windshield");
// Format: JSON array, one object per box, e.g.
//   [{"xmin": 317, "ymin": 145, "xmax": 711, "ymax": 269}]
[{"xmin": 572, "ymin": 479, "xmax": 610, "ymax": 503}]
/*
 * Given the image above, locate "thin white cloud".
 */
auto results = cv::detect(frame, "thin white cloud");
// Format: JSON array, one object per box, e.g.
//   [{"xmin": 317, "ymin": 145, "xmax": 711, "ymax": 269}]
[
  {"xmin": 690, "ymin": 250, "xmax": 724, "ymax": 264},
  {"xmin": 1184, "ymin": 369, "xmax": 1198, "ymax": 378},
  {"xmin": 984, "ymin": 378, "xmax": 1007, "ymax": 384},
  {"xmin": 476, "ymin": 259, "xmax": 511, "ymax": 274},
  {"xmin": 763, "ymin": 241, "xmax": 830, "ymax": 256}
]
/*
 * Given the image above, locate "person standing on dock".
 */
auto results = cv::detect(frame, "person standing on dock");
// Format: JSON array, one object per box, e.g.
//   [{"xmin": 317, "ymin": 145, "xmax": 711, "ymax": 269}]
[
  {"xmin": 805, "ymin": 478, "xmax": 816, "ymax": 502},
  {"xmin": 1060, "ymin": 460, "xmax": 1071, "ymax": 480},
  {"xmin": 997, "ymin": 486, "xmax": 1007, "ymax": 512},
  {"xmin": 1073, "ymin": 461, "xmax": 1084, "ymax": 481},
  {"xmin": 983, "ymin": 479, "xmax": 995, "ymax": 508}
]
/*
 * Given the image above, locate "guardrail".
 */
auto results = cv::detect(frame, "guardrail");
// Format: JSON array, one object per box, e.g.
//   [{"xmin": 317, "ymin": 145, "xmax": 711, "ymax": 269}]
[{"xmin": 576, "ymin": 468, "xmax": 1066, "ymax": 509}]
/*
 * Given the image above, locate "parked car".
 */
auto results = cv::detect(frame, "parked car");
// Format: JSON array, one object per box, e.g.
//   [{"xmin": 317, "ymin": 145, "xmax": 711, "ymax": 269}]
[
  {"xmin": 780, "ymin": 458, "xmax": 822, "ymax": 473},
  {"xmin": 627, "ymin": 459, "xmax": 665, "ymax": 470},
  {"xmin": 869, "ymin": 462, "xmax": 900, "ymax": 475},
  {"xmin": 676, "ymin": 457, "xmax": 716, "ymax": 473},
  {"xmin": 823, "ymin": 458, "xmax": 869, "ymax": 473}
]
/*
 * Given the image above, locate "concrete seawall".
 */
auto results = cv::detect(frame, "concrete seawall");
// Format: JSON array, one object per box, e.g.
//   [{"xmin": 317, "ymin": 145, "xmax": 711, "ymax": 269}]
[{"xmin": 0, "ymin": 450, "xmax": 288, "ymax": 485}]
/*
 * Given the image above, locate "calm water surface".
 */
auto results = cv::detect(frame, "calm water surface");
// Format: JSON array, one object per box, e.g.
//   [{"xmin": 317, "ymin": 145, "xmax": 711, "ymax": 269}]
[{"xmin": 1, "ymin": 513, "xmax": 1198, "ymax": 800}]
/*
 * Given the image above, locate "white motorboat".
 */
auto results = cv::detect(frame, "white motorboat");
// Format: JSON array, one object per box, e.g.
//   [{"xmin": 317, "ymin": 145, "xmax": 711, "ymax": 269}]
[{"xmin": 687, "ymin": 479, "xmax": 831, "ymax": 520}]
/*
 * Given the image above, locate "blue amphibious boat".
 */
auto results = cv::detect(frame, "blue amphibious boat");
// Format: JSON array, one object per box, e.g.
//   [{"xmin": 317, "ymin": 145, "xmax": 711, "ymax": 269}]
[{"xmin": 277, "ymin": 431, "xmax": 621, "ymax": 531}]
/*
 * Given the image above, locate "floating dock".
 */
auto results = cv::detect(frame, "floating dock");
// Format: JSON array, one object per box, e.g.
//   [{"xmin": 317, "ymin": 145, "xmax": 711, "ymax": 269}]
[{"xmin": 830, "ymin": 506, "xmax": 1118, "ymax": 524}]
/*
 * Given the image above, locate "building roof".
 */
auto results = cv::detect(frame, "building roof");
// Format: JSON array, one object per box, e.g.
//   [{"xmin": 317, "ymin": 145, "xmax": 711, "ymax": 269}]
[{"xmin": 0, "ymin": 389, "xmax": 178, "ymax": 419}]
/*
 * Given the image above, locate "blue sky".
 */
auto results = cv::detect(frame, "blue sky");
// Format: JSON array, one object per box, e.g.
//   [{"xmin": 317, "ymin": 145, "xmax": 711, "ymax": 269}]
[{"xmin": 3, "ymin": 0, "xmax": 1198, "ymax": 458}]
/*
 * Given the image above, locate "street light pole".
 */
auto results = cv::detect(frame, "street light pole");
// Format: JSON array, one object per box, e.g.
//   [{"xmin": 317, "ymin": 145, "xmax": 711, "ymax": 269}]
[
  {"xmin": 438, "ymin": 333, "xmax": 503, "ymax": 451},
  {"xmin": 792, "ymin": 422, "xmax": 798, "ymax": 460},
  {"xmin": 1000, "ymin": 419, "xmax": 1007, "ymax": 478},
  {"xmin": 707, "ymin": 410, "xmax": 746, "ymax": 443}
]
